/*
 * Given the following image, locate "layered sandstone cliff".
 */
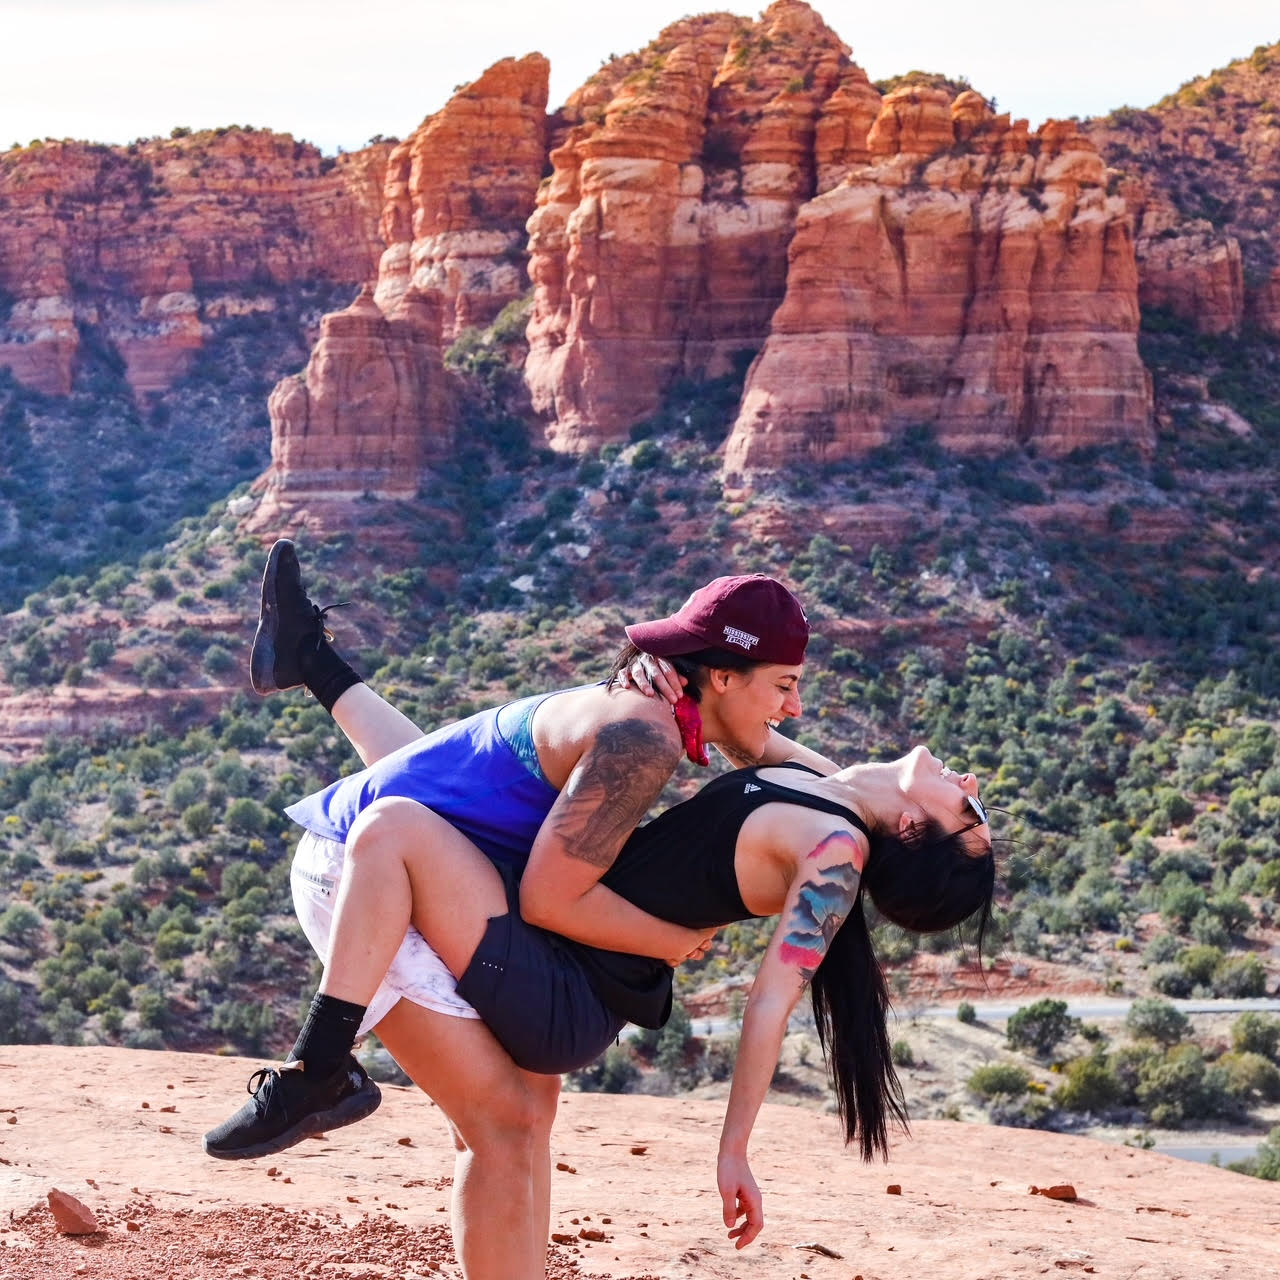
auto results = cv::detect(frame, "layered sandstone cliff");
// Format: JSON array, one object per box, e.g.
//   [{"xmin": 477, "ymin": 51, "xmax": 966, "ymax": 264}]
[
  {"xmin": 0, "ymin": 130, "xmax": 389, "ymax": 396},
  {"xmin": 525, "ymin": 0, "xmax": 869, "ymax": 450},
  {"xmin": 1085, "ymin": 41, "xmax": 1280, "ymax": 336},
  {"xmin": 257, "ymin": 56, "xmax": 551, "ymax": 510},
  {"xmin": 723, "ymin": 89, "xmax": 1154, "ymax": 474},
  {"xmin": 374, "ymin": 54, "xmax": 550, "ymax": 340},
  {"xmin": 263, "ymin": 285, "xmax": 452, "ymax": 500}
]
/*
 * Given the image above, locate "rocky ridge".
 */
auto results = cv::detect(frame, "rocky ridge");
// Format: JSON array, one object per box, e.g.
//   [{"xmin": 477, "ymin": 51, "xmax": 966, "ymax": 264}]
[
  {"xmin": 0, "ymin": 129, "xmax": 389, "ymax": 397},
  {"xmin": 261, "ymin": 0, "xmax": 1159, "ymax": 502},
  {"xmin": 4, "ymin": 4, "xmax": 1277, "ymax": 506},
  {"xmin": 525, "ymin": 2, "xmax": 865, "ymax": 451},
  {"xmin": 1084, "ymin": 40, "xmax": 1280, "ymax": 336}
]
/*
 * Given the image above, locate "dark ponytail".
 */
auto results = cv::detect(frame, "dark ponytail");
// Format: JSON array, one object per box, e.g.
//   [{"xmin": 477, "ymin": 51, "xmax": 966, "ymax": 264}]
[
  {"xmin": 810, "ymin": 823, "xmax": 995, "ymax": 1160},
  {"xmin": 809, "ymin": 895, "xmax": 906, "ymax": 1160}
]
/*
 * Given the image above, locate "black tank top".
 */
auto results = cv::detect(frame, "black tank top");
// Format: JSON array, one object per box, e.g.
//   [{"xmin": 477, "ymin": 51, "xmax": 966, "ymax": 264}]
[{"xmin": 568, "ymin": 764, "xmax": 868, "ymax": 1027}]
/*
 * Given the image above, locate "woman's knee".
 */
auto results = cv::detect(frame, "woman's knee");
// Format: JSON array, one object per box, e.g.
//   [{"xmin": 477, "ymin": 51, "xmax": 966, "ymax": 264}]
[
  {"xmin": 344, "ymin": 797, "xmax": 430, "ymax": 867},
  {"xmin": 450, "ymin": 1075, "xmax": 558, "ymax": 1152}
]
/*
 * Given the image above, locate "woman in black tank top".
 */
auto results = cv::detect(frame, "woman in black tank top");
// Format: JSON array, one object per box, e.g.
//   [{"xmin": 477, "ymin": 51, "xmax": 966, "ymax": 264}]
[
  {"xmin": 315, "ymin": 684, "xmax": 995, "ymax": 1251},
  {"xmin": 639, "ymin": 747, "xmax": 994, "ymax": 1249}
]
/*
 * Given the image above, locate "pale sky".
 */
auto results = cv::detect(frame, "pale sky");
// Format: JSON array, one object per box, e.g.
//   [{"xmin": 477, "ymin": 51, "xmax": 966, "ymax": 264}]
[{"xmin": 2, "ymin": 1, "xmax": 1277, "ymax": 155}]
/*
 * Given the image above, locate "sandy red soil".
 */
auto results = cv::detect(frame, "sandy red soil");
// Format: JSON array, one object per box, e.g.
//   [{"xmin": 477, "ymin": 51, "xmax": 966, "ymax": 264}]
[{"xmin": 3, "ymin": 1046, "xmax": 1280, "ymax": 1279}]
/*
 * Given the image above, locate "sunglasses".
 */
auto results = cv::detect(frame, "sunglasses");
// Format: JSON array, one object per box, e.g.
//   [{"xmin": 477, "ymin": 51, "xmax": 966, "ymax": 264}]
[{"xmin": 964, "ymin": 794, "xmax": 989, "ymax": 827}]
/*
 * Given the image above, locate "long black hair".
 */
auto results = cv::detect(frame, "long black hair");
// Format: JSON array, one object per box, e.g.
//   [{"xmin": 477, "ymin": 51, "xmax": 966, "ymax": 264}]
[
  {"xmin": 608, "ymin": 642, "xmax": 761, "ymax": 699},
  {"xmin": 808, "ymin": 821, "xmax": 995, "ymax": 1160}
]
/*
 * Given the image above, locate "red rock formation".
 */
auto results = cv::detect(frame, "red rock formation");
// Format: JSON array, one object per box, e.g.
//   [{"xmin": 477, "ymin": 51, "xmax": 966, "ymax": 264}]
[
  {"xmin": 526, "ymin": 1, "xmax": 870, "ymax": 451},
  {"xmin": 1115, "ymin": 179, "xmax": 1244, "ymax": 336},
  {"xmin": 1083, "ymin": 43, "xmax": 1280, "ymax": 336},
  {"xmin": 374, "ymin": 55, "xmax": 550, "ymax": 341},
  {"xmin": 262, "ymin": 285, "xmax": 452, "ymax": 502},
  {"xmin": 0, "ymin": 131, "xmax": 389, "ymax": 396},
  {"xmin": 723, "ymin": 93, "xmax": 1153, "ymax": 474},
  {"xmin": 259, "ymin": 57, "xmax": 551, "ymax": 510}
]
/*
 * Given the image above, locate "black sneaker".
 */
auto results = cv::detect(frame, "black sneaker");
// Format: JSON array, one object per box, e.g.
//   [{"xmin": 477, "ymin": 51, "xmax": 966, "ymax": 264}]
[
  {"xmin": 249, "ymin": 540, "xmax": 347, "ymax": 695},
  {"xmin": 202, "ymin": 1057, "xmax": 382, "ymax": 1160}
]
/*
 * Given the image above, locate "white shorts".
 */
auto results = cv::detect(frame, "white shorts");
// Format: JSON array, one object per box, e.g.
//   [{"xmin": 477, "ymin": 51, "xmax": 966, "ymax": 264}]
[{"xmin": 290, "ymin": 829, "xmax": 481, "ymax": 1035}]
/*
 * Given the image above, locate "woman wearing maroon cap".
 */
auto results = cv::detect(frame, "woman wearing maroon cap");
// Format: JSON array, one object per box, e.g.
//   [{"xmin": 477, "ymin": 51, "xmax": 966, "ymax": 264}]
[{"xmin": 205, "ymin": 544, "xmax": 833, "ymax": 1280}]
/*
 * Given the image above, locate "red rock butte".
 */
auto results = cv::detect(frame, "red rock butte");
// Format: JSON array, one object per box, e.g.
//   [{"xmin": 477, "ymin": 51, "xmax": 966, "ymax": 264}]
[{"xmin": 722, "ymin": 93, "xmax": 1154, "ymax": 476}]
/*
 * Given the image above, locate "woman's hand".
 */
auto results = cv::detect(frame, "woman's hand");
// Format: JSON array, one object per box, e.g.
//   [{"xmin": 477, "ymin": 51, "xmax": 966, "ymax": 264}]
[
  {"xmin": 664, "ymin": 926, "xmax": 718, "ymax": 967},
  {"xmin": 617, "ymin": 653, "xmax": 686, "ymax": 705},
  {"xmin": 717, "ymin": 1150, "xmax": 763, "ymax": 1249}
]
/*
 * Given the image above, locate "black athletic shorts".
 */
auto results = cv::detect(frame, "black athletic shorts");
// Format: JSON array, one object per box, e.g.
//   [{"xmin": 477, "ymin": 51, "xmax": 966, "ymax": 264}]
[{"xmin": 455, "ymin": 861, "xmax": 625, "ymax": 1075}]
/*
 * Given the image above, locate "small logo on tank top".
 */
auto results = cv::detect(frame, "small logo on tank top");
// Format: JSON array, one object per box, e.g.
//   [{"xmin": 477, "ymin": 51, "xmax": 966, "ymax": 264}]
[
  {"xmin": 743, "ymin": 783, "xmax": 761, "ymax": 793},
  {"xmin": 722, "ymin": 625, "xmax": 760, "ymax": 650}
]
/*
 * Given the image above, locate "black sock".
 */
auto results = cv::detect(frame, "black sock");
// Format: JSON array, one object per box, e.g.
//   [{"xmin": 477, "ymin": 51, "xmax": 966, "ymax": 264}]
[
  {"xmin": 288, "ymin": 993, "xmax": 367, "ymax": 1076},
  {"xmin": 298, "ymin": 639, "xmax": 363, "ymax": 714}
]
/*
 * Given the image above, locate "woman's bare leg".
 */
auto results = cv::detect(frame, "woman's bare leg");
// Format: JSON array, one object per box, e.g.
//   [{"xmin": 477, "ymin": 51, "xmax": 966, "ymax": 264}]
[
  {"xmin": 375, "ymin": 998, "xmax": 561, "ymax": 1280},
  {"xmin": 319, "ymin": 797, "xmax": 509, "ymax": 1006},
  {"xmin": 330, "ymin": 682, "xmax": 426, "ymax": 766}
]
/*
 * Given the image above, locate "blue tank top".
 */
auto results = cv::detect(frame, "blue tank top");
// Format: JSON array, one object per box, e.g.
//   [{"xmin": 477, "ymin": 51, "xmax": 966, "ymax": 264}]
[{"xmin": 284, "ymin": 689, "xmax": 572, "ymax": 867}]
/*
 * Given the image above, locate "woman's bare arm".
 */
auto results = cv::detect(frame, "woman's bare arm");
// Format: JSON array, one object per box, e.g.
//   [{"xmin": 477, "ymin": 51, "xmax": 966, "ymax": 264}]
[
  {"xmin": 717, "ymin": 826, "xmax": 866, "ymax": 1248},
  {"xmin": 520, "ymin": 714, "xmax": 713, "ymax": 961}
]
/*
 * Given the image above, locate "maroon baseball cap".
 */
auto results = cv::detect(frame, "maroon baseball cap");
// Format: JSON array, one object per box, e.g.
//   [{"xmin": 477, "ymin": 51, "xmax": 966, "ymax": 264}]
[{"xmin": 625, "ymin": 575, "xmax": 809, "ymax": 665}]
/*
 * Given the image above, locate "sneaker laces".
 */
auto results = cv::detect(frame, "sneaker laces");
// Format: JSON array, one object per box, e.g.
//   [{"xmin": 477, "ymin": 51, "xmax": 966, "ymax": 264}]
[
  {"xmin": 308, "ymin": 601, "xmax": 352, "ymax": 648},
  {"xmin": 246, "ymin": 1066, "xmax": 292, "ymax": 1122}
]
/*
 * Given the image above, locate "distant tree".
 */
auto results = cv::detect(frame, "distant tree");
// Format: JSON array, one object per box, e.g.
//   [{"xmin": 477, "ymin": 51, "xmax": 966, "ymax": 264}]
[
  {"xmin": 968, "ymin": 1063, "xmax": 1030, "ymax": 1098},
  {"xmin": 1127, "ymin": 997, "xmax": 1189, "ymax": 1047},
  {"xmin": 1232, "ymin": 1013, "xmax": 1280, "ymax": 1061},
  {"xmin": 0, "ymin": 903, "xmax": 43, "ymax": 953},
  {"xmin": 1054, "ymin": 1055, "xmax": 1124, "ymax": 1113},
  {"xmin": 224, "ymin": 797, "xmax": 269, "ymax": 836},
  {"xmin": 1007, "ymin": 999, "xmax": 1077, "ymax": 1057}
]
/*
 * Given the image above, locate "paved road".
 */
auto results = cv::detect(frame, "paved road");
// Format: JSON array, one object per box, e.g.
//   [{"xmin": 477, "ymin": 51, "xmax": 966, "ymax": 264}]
[
  {"xmin": 903, "ymin": 996, "xmax": 1280, "ymax": 1022},
  {"xmin": 681, "ymin": 996, "xmax": 1280, "ymax": 1039}
]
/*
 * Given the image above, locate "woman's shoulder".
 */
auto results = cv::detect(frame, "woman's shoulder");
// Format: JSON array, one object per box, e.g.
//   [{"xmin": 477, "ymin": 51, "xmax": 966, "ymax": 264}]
[{"xmin": 535, "ymin": 681, "xmax": 682, "ymax": 759}]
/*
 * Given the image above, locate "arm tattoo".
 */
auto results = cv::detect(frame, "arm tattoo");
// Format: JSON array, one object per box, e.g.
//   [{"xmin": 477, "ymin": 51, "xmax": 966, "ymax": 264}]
[
  {"xmin": 777, "ymin": 831, "xmax": 864, "ymax": 984},
  {"xmin": 549, "ymin": 719, "xmax": 681, "ymax": 869}
]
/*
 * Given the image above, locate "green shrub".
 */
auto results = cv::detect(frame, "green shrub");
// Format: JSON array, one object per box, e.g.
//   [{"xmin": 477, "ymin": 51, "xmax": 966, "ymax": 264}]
[
  {"xmin": 182, "ymin": 802, "xmax": 215, "ymax": 837},
  {"xmin": 957, "ymin": 1001, "xmax": 977, "ymax": 1025},
  {"xmin": 968, "ymin": 1063, "xmax": 1031, "ymax": 1098},
  {"xmin": 203, "ymin": 644, "xmax": 235, "ymax": 676},
  {"xmin": 1218, "ymin": 1051, "xmax": 1280, "ymax": 1103},
  {"xmin": 1212, "ymin": 953, "xmax": 1267, "ymax": 998},
  {"xmin": 166, "ymin": 768, "xmax": 207, "ymax": 811},
  {"xmin": 571, "ymin": 1043, "xmax": 640, "ymax": 1093},
  {"xmin": 1054, "ymin": 1056, "xmax": 1124, "ymax": 1112},
  {"xmin": 1178, "ymin": 943, "xmax": 1223, "ymax": 986},
  {"xmin": 210, "ymin": 998, "xmax": 275, "ymax": 1053},
  {"xmin": 1232, "ymin": 1012, "xmax": 1280, "ymax": 1060},
  {"xmin": 1251, "ymin": 1125, "xmax": 1280, "ymax": 1180},
  {"xmin": 1007, "ymin": 999, "xmax": 1077, "ymax": 1056},
  {"xmin": 892, "ymin": 1039, "xmax": 915, "ymax": 1067},
  {"xmin": 1160, "ymin": 873, "xmax": 1206, "ymax": 932},
  {"xmin": 224, "ymin": 797, "xmax": 269, "ymax": 836},
  {"xmin": 1143, "ymin": 932, "xmax": 1181, "ymax": 965},
  {"xmin": 1126, "ymin": 997, "xmax": 1189, "ymax": 1046},
  {"xmin": 1135, "ymin": 1044, "xmax": 1235, "ymax": 1127},
  {"xmin": 1149, "ymin": 963, "xmax": 1194, "ymax": 998},
  {"xmin": 0, "ymin": 903, "xmax": 43, "ymax": 951}
]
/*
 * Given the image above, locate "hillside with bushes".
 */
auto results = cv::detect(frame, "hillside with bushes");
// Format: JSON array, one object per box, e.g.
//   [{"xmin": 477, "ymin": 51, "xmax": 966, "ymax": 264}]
[{"xmin": 1, "ymin": 10, "xmax": 1279, "ymax": 1179}]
